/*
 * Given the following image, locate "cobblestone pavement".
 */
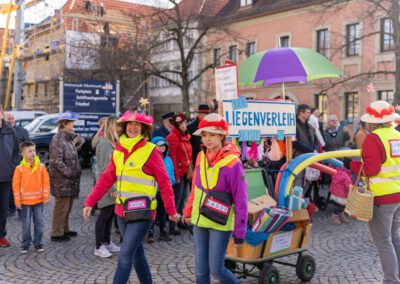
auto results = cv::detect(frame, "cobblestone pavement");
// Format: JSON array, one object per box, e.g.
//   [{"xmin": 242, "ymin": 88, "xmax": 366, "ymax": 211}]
[{"xmin": 0, "ymin": 170, "xmax": 383, "ymax": 284}]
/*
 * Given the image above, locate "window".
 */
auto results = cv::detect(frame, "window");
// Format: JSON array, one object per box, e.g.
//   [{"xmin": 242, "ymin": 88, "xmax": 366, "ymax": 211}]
[
  {"xmin": 378, "ymin": 90, "xmax": 394, "ymax": 104},
  {"xmin": 315, "ymin": 92, "xmax": 328, "ymax": 115},
  {"xmin": 246, "ymin": 42, "xmax": 256, "ymax": 57},
  {"xmin": 240, "ymin": 0, "xmax": 252, "ymax": 7},
  {"xmin": 345, "ymin": 92, "xmax": 359, "ymax": 123},
  {"xmin": 316, "ymin": 29, "xmax": 329, "ymax": 57},
  {"xmin": 279, "ymin": 36, "xmax": 290, "ymax": 48},
  {"xmin": 346, "ymin": 23, "xmax": 360, "ymax": 56},
  {"xmin": 100, "ymin": 34, "xmax": 119, "ymax": 48},
  {"xmin": 38, "ymin": 118, "xmax": 58, "ymax": 133},
  {"xmin": 213, "ymin": 48, "xmax": 221, "ymax": 66},
  {"xmin": 381, "ymin": 18, "xmax": 395, "ymax": 52},
  {"xmin": 229, "ymin": 45, "xmax": 237, "ymax": 62}
]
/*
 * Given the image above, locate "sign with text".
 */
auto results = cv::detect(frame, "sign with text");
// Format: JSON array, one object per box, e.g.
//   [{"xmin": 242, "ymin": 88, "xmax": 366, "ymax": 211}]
[
  {"xmin": 215, "ymin": 64, "xmax": 238, "ymax": 101},
  {"xmin": 223, "ymin": 100, "xmax": 296, "ymax": 139},
  {"xmin": 62, "ymin": 80, "xmax": 118, "ymax": 138}
]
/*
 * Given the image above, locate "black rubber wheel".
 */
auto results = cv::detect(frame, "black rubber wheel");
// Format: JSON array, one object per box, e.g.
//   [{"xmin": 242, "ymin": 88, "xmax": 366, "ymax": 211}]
[
  {"xmin": 224, "ymin": 259, "xmax": 237, "ymax": 272},
  {"xmin": 259, "ymin": 263, "xmax": 279, "ymax": 284},
  {"xmin": 296, "ymin": 255, "xmax": 316, "ymax": 282}
]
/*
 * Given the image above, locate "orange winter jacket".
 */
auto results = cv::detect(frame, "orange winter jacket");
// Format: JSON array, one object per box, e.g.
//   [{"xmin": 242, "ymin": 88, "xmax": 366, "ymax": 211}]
[{"xmin": 12, "ymin": 156, "xmax": 50, "ymax": 207}]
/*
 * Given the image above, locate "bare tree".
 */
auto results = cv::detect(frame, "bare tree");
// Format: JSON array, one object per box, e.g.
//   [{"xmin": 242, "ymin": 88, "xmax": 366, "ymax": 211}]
[
  {"xmin": 314, "ymin": 0, "xmax": 398, "ymax": 104},
  {"xmin": 143, "ymin": 0, "xmax": 239, "ymax": 112}
]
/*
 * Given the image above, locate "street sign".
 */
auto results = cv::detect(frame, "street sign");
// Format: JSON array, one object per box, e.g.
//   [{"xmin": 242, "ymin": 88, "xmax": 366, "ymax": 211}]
[{"xmin": 61, "ymin": 80, "xmax": 119, "ymax": 138}]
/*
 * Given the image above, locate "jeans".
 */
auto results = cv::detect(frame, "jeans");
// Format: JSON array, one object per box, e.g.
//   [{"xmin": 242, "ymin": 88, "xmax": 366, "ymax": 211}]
[
  {"xmin": 369, "ymin": 203, "xmax": 400, "ymax": 284},
  {"xmin": 113, "ymin": 217, "xmax": 152, "ymax": 284},
  {"xmin": 95, "ymin": 205, "xmax": 115, "ymax": 247},
  {"xmin": 193, "ymin": 226, "xmax": 239, "ymax": 284},
  {"xmin": 0, "ymin": 182, "xmax": 11, "ymax": 238},
  {"xmin": 20, "ymin": 203, "xmax": 44, "ymax": 249}
]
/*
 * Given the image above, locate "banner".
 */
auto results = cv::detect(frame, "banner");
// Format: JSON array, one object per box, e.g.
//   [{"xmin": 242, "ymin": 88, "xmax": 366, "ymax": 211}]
[{"xmin": 223, "ymin": 100, "xmax": 296, "ymax": 139}]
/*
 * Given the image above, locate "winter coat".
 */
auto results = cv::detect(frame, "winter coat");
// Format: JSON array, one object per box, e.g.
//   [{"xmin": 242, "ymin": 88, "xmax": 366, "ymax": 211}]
[
  {"xmin": 183, "ymin": 142, "xmax": 248, "ymax": 242},
  {"xmin": 166, "ymin": 128, "xmax": 193, "ymax": 180},
  {"xmin": 49, "ymin": 129, "xmax": 81, "ymax": 197},
  {"xmin": 293, "ymin": 119, "xmax": 317, "ymax": 156},
  {"xmin": 187, "ymin": 117, "xmax": 202, "ymax": 166},
  {"xmin": 354, "ymin": 128, "xmax": 369, "ymax": 149},
  {"xmin": 95, "ymin": 136, "xmax": 116, "ymax": 208},
  {"xmin": 12, "ymin": 156, "xmax": 50, "ymax": 207},
  {"xmin": 0, "ymin": 120, "xmax": 19, "ymax": 182},
  {"xmin": 151, "ymin": 136, "xmax": 176, "ymax": 187},
  {"xmin": 323, "ymin": 126, "xmax": 350, "ymax": 151},
  {"xmin": 84, "ymin": 136, "xmax": 177, "ymax": 219},
  {"xmin": 329, "ymin": 167, "xmax": 352, "ymax": 200},
  {"xmin": 152, "ymin": 124, "xmax": 170, "ymax": 139}
]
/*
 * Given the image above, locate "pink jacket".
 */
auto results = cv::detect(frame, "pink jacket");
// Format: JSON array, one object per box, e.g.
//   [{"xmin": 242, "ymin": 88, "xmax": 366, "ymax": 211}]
[{"xmin": 329, "ymin": 167, "xmax": 352, "ymax": 198}]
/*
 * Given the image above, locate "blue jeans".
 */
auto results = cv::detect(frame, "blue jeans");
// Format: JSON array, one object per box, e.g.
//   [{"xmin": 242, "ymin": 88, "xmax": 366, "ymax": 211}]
[
  {"xmin": 20, "ymin": 203, "xmax": 44, "ymax": 249},
  {"xmin": 113, "ymin": 217, "xmax": 152, "ymax": 284},
  {"xmin": 193, "ymin": 226, "xmax": 239, "ymax": 284}
]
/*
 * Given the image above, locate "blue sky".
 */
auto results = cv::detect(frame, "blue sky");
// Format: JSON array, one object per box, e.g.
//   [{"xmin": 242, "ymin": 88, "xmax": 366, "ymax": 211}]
[{"xmin": 0, "ymin": 0, "xmax": 173, "ymax": 28}]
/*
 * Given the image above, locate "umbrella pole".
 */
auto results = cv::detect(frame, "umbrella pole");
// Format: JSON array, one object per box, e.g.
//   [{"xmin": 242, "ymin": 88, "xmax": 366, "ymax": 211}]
[
  {"xmin": 282, "ymin": 82, "xmax": 285, "ymax": 100},
  {"xmin": 282, "ymin": 81, "xmax": 293, "ymax": 164}
]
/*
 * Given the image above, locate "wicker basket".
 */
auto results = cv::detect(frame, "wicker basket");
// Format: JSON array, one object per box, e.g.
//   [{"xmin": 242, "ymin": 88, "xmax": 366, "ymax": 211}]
[{"xmin": 345, "ymin": 167, "xmax": 374, "ymax": 222}]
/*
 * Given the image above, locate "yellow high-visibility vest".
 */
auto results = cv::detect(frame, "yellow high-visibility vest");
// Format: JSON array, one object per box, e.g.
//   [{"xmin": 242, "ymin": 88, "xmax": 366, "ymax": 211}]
[
  {"xmin": 366, "ymin": 128, "xmax": 400, "ymax": 197},
  {"xmin": 114, "ymin": 142, "xmax": 157, "ymax": 210}
]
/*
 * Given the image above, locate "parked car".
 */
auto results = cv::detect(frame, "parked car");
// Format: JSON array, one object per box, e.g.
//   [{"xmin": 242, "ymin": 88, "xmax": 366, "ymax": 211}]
[
  {"xmin": 24, "ymin": 113, "xmax": 59, "ymax": 134},
  {"xmin": 8, "ymin": 110, "xmax": 47, "ymax": 127},
  {"xmin": 30, "ymin": 129, "xmax": 94, "ymax": 168}
]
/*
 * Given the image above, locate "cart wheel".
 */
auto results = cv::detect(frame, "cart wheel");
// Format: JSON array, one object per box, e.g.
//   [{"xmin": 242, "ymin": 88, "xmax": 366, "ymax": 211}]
[
  {"xmin": 296, "ymin": 255, "xmax": 316, "ymax": 282},
  {"xmin": 259, "ymin": 264, "xmax": 279, "ymax": 284},
  {"xmin": 224, "ymin": 259, "xmax": 236, "ymax": 272}
]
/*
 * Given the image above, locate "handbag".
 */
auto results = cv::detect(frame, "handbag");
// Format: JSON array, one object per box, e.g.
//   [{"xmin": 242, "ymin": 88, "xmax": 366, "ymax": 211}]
[
  {"xmin": 344, "ymin": 166, "xmax": 374, "ymax": 222},
  {"xmin": 117, "ymin": 193, "xmax": 153, "ymax": 223},
  {"xmin": 199, "ymin": 154, "xmax": 233, "ymax": 225},
  {"xmin": 182, "ymin": 143, "xmax": 194, "ymax": 180}
]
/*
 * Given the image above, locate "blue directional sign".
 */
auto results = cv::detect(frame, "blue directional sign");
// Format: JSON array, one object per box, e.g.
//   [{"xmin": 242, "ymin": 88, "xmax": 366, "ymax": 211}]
[{"xmin": 62, "ymin": 80, "xmax": 118, "ymax": 138}]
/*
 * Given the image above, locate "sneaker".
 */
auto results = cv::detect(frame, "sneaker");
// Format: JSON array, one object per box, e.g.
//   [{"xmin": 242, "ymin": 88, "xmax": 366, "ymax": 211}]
[
  {"xmin": 51, "ymin": 235, "xmax": 70, "ymax": 242},
  {"xmin": 20, "ymin": 248, "xmax": 28, "ymax": 254},
  {"xmin": 64, "ymin": 231, "xmax": 77, "ymax": 237},
  {"xmin": 34, "ymin": 245, "xmax": 44, "ymax": 253},
  {"xmin": 0, "ymin": 238, "xmax": 10, "ymax": 247},
  {"xmin": 94, "ymin": 245, "xmax": 112, "ymax": 258},
  {"xmin": 159, "ymin": 231, "xmax": 172, "ymax": 242},
  {"xmin": 106, "ymin": 242, "xmax": 120, "ymax": 253}
]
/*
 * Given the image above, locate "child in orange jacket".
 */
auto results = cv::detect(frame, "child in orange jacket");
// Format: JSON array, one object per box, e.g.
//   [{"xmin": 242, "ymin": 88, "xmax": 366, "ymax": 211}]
[{"xmin": 12, "ymin": 141, "xmax": 50, "ymax": 253}]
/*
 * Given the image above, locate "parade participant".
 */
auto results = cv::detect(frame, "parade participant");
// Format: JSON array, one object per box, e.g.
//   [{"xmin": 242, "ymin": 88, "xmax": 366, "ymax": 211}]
[
  {"xmin": 182, "ymin": 113, "xmax": 248, "ymax": 284},
  {"xmin": 83, "ymin": 111, "xmax": 179, "ymax": 284},
  {"xmin": 12, "ymin": 141, "xmax": 50, "ymax": 253},
  {"xmin": 328, "ymin": 167, "xmax": 352, "ymax": 225},
  {"xmin": 188, "ymin": 104, "xmax": 211, "ymax": 165},
  {"xmin": 0, "ymin": 104, "xmax": 19, "ymax": 247},
  {"xmin": 152, "ymin": 112, "xmax": 175, "ymax": 138},
  {"xmin": 93, "ymin": 116, "xmax": 120, "ymax": 258},
  {"xmin": 322, "ymin": 114, "xmax": 350, "ymax": 151},
  {"xmin": 350, "ymin": 100, "xmax": 400, "ymax": 284},
  {"xmin": 50, "ymin": 112, "xmax": 81, "ymax": 242},
  {"xmin": 166, "ymin": 113, "xmax": 192, "ymax": 235},
  {"xmin": 147, "ymin": 136, "xmax": 176, "ymax": 243}
]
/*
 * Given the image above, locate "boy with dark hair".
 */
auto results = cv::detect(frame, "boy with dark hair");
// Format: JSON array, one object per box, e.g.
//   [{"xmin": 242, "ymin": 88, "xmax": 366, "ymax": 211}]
[{"xmin": 13, "ymin": 141, "xmax": 50, "ymax": 253}]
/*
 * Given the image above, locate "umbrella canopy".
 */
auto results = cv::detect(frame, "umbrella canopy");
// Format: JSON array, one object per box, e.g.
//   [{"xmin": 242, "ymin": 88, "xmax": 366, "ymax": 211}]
[{"xmin": 238, "ymin": 47, "xmax": 341, "ymax": 87}]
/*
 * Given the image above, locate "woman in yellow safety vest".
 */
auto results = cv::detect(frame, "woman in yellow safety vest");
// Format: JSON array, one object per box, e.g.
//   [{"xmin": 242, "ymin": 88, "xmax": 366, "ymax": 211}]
[
  {"xmin": 182, "ymin": 113, "xmax": 248, "ymax": 284},
  {"xmin": 83, "ymin": 111, "xmax": 180, "ymax": 284},
  {"xmin": 350, "ymin": 100, "xmax": 400, "ymax": 284}
]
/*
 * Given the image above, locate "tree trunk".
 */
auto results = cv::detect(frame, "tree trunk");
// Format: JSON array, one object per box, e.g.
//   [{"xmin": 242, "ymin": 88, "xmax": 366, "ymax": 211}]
[{"xmin": 181, "ymin": 81, "xmax": 190, "ymax": 112}]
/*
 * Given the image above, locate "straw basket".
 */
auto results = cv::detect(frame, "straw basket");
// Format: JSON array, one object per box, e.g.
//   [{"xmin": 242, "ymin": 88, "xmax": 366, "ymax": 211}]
[{"xmin": 344, "ymin": 167, "xmax": 374, "ymax": 222}]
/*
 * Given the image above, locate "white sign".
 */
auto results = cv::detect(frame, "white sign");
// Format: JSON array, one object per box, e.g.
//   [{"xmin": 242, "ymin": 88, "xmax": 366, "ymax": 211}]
[
  {"xmin": 215, "ymin": 65, "xmax": 238, "ymax": 101},
  {"xmin": 223, "ymin": 100, "xmax": 296, "ymax": 138},
  {"xmin": 270, "ymin": 230, "xmax": 293, "ymax": 254}
]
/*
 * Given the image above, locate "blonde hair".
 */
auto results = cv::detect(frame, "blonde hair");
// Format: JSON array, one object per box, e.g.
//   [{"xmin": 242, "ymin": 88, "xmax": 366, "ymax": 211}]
[
  {"xmin": 367, "ymin": 122, "xmax": 393, "ymax": 132},
  {"xmin": 104, "ymin": 116, "xmax": 119, "ymax": 146}
]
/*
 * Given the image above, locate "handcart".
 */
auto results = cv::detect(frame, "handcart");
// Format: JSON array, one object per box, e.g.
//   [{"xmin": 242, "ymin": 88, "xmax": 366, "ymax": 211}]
[{"xmin": 225, "ymin": 168, "xmax": 315, "ymax": 284}]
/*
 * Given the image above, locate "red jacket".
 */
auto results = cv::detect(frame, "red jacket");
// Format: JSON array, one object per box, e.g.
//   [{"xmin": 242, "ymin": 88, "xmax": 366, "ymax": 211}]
[
  {"xmin": 84, "ymin": 138, "xmax": 177, "ymax": 219},
  {"xmin": 350, "ymin": 132, "xmax": 400, "ymax": 205},
  {"xmin": 167, "ymin": 128, "xmax": 193, "ymax": 180}
]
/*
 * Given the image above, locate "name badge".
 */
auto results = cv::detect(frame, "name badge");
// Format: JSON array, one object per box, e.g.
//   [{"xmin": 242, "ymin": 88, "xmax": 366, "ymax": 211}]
[
  {"xmin": 127, "ymin": 199, "xmax": 147, "ymax": 210},
  {"xmin": 389, "ymin": 139, "xmax": 400, "ymax": 157},
  {"xmin": 204, "ymin": 197, "xmax": 230, "ymax": 216}
]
